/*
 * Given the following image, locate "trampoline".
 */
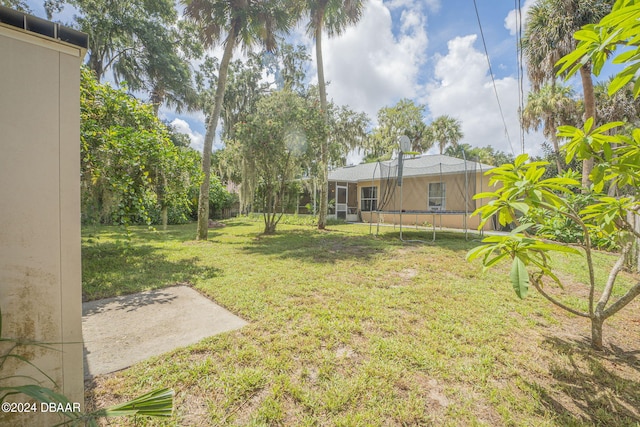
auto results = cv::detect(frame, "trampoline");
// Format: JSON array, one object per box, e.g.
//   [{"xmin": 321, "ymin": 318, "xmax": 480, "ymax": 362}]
[{"xmin": 367, "ymin": 152, "xmax": 491, "ymax": 242}]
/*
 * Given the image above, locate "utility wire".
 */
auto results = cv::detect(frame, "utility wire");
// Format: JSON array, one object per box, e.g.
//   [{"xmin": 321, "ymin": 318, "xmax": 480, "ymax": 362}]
[
  {"xmin": 515, "ymin": 0, "xmax": 526, "ymax": 154},
  {"xmin": 472, "ymin": 0, "xmax": 516, "ymax": 156}
]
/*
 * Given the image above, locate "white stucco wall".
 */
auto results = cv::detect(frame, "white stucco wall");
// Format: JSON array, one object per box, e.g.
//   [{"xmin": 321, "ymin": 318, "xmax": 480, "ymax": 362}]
[{"xmin": 0, "ymin": 23, "xmax": 84, "ymax": 427}]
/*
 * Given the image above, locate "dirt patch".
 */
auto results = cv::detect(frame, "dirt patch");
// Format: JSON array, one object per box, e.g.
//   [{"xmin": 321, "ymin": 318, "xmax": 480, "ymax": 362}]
[
  {"xmin": 335, "ymin": 345, "xmax": 356, "ymax": 359},
  {"xmin": 505, "ymin": 291, "xmax": 640, "ymax": 425}
]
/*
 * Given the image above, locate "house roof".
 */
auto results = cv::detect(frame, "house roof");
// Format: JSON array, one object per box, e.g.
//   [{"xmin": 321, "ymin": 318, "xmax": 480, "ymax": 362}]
[
  {"xmin": 0, "ymin": 5, "xmax": 88, "ymax": 50},
  {"xmin": 328, "ymin": 154, "xmax": 495, "ymax": 183}
]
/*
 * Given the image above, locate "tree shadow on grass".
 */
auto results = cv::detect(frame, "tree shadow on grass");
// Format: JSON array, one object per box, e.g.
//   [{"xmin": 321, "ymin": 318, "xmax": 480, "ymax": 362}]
[
  {"xmin": 82, "ymin": 242, "xmax": 222, "ymax": 301},
  {"xmin": 82, "ymin": 287, "xmax": 181, "ymax": 316},
  {"xmin": 241, "ymin": 227, "xmax": 478, "ymax": 264},
  {"xmin": 241, "ymin": 229, "xmax": 393, "ymax": 264},
  {"xmin": 82, "ymin": 223, "xmax": 230, "ymax": 244},
  {"xmin": 524, "ymin": 336, "xmax": 640, "ymax": 426},
  {"xmin": 374, "ymin": 228, "xmax": 482, "ymax": 252},
  {"xmin": 215, "ymin": 220, "xmax": 254, "ymax": 227}
]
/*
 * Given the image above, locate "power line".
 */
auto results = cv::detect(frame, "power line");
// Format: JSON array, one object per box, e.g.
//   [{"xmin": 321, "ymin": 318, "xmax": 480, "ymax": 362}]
[
  {"xmin": 472, "ymin": 0, "xmax": 516, "ymax": 156},
  {"xmin": 515, "ymin": 0, "xmax": 526, "ymax": 154}
]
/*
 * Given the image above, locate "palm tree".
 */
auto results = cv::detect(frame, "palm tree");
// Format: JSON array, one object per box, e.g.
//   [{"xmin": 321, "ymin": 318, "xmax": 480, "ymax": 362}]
[
  {"xmin": 522, "ymin": 83, "xmax": 579, "ymax": 174},
  {"xmin": 49, "ymin": 0, "xmax": 177, "ymax": 82},
  {"xmin": 300, "ymin": 0, "xmax": 365, "ymax": 230},
  {"xmin": 113, "ymin": 21, "xmax": 201, "ymax": 116},
  {"xmin": 428, "ymin": 115, "xmax": 463, "ymax": 155},
  {"xmin": 522, "ymin": 0, "xmax": 614, "ymax": 188},
  {"xmin": 184, "ymin": 0, "xmax": 293, "ymax": 240},
  {"xmin": 595, "ymin": 79, "xmax": 640, "ymax": 127},
  {"xmin": 365, "ymin": 99, "xmax": 430, "ymax": 161},
  {"xmin": 594, "ymin": 80, "xmax": 640, "ymax": 196}
]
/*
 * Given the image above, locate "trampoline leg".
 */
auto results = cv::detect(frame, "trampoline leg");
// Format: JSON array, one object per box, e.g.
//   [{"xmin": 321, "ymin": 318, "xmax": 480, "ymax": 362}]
[
  {"xmin": 464, "ymin": 214, "xmax": 468, "ymax": 241},
  {"xmin": 432, "ymin": 213, "xmax": 436, "ymax": 242}
]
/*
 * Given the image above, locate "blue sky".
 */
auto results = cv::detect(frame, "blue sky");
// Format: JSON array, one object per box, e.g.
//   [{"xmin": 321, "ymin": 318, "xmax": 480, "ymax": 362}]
[
  {"xmin": 303, "ymin": 0, "xmax": 532, "ymax": 156},
  {"xmin": 26, "ymin": 0, "xmax": 584, "ymax": 159}
]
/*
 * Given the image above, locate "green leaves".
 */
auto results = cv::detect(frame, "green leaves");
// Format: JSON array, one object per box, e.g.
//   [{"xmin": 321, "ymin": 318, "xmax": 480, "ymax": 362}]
[
  {"xmin": 510, "ymin": 257, "xmax": 529, "ymax": 299},
  {"xmin": 472, "ymin": 154, "xmax": 579, "ymax": 229},
  {"xmin": 232, "ymin": 90, "xmax": 326, "ymax": 234},
  {"xmin": 1, "ymin": 307, "xmax": 173, "ymax": 425},
  {"xmin": 100, "ymin": 388, "xmax": 174, "ymax": 418},
  {"xmin": 581, "ymin": 196, "xmax": 638, "ymax": 234},
  {"xmin": 0, "ymin": 385, "xmax": 173, "ymax": 426},
  {"xmin": 467, "ymin": 155, "xmax": 590, "ymax": 301},
  {"xmin": 557, "ymin": 118, "xmax": 624, "ymax": 165},
  {"xmin": 467, "ymin": 227, "xmax": 581, "ymax": 299},
  {"xmin": 556, "ymin": 118, "xmax": 640, "ymax": 193},
  {"xmin": 80, "ymin": 68, "xmax": 200, "ymax": 226},
  {"xmin": 427, "ymin": 115, "xmax": 464, "ymax": 155},
  {"xmin": 556, "ymin": 23, "xmax": 621, "ymax": 79},
  {"xmin": 367, "ymin": 99, "xmax": 429, "ymax": 159},
  {"xmin": 556, "ymin": 0, "xmax": 640, "ymax": 98},
  {"xmin": 474, "ymin": 0, "xmax": 640, "ymax": 348}
]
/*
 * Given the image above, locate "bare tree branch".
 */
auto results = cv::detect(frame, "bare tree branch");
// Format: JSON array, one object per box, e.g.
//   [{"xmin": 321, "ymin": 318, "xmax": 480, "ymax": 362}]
[
  {"xmin": 620, "ymin": 217, "xmax": 640, "ymax": 240},
  {"xmin": 596, "ymin": 241, "xmax": 633, "ymax": 313},
  {"xmin": 532, "ymin": 279, "xmax": 590, "ymax": 318},
  {"xmin": 539, "ymin": 200, "xmax": 596, "ymax": 316},
  {"xmin": 603, "ymin": 281, "xmax": 640, "ymax": 319}
]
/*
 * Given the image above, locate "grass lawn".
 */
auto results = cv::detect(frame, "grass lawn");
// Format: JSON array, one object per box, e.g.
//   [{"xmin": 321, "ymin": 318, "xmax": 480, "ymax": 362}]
[{"xmin": 83, "ymin": 219, "xmax": 640, "ymax": 426}]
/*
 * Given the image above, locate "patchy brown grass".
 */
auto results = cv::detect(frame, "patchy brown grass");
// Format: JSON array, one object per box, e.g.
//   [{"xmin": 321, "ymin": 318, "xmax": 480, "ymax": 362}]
[{"xmin": 82, "ymin": 222, "xmax": 640, "ymax": 426}]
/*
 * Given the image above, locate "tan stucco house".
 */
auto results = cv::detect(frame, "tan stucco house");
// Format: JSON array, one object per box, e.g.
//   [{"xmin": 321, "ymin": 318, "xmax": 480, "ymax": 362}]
[{"xmin": 326, "ymin": 154, "xmax": 497, "ymax": 231}]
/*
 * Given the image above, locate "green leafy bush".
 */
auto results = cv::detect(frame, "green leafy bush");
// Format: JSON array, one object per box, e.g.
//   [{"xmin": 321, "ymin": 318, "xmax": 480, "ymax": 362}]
[
  {"xmin": 522, "ymin": 192, "xmax": 619, "ymax": 250},
  {"xmin": 468, "ymin": 0, "xmax": 640, "ymax": 350},
  {"xmin": 244, "ymin": 213, "xmax": 345, "ymax": 227},
  {"xmin": 80, "ymin": 68, "xmax": 201, "ymax": 226}
]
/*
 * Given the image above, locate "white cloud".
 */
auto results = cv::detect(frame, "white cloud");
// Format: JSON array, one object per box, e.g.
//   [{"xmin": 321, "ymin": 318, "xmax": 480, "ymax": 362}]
[
  {"xmin": 400, "ymin": 9, "xmax": 422, "ymax": 32},
  {"xmin": 424, "ymin": 35, "xmax": 543, "ymax": 156},
  {"xmin": 504, "ymin": 0, "xmax": 536, "ymax": 36},
  {"xmin": 317, "ymin": 0, "xmax": 428, "ymax": 120},
  {"xmin": 170, "ymin": 118, "xmax": 205, "ymax": 152},
  {"xmin": 386, "ymin": 0, "xmax": 440, "ymax": 13}
]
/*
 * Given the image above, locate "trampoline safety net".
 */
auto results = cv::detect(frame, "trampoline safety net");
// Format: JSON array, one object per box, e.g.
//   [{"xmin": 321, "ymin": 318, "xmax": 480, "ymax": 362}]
[{"xmin": 376, "ymin": 157, "xmax": 480, "ymax": 214}]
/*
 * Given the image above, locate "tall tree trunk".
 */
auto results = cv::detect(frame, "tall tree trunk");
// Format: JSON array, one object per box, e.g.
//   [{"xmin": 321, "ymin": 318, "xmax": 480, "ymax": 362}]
[
  {"xmin": 196, "ymin": 30, "xmax": 236, "ymax": 240},
  {"xmin": 160, "ymin": 173, "xmax": 168, "ymax": 230},
  {"xmin": 88, "ymin": 52, "xmax": 104, "ymax": 81},
  {"xmin": 315, "ymin": 18, "xmax": 328, "ymax": 230},
  {"xmin": 151, "ymin": 85, "xmax": 163, "ymax": 117},
  {"xmin": 580, "ymin": 65, "xmax": 596, "ymax": 190},
  {"xmin": 551, "ymin": 134, "xmax": 564, "ymax": 174},
  {"xmin": 591, "ymin": 314, "xmax": 604, "ymax": 351},
  {"xmin": 161, "ymin": 206, "xmax": 168, "ymax": 230}
]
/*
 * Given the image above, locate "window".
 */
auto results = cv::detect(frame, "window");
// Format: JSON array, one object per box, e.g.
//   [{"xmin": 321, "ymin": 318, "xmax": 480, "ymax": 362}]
[
  {"xmin": 361, "ymin": 186, "xmax": 377, "ymax": 211},
  {"xmin": 428, "ymin": 182, "xmax": 446, "ymax": 211}
]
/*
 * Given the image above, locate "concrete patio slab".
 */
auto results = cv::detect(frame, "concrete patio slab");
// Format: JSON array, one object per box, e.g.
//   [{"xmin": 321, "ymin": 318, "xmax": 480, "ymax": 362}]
[{"xmin": 82, "ymin": 285, "xmax": 247, "ymax": 378}]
